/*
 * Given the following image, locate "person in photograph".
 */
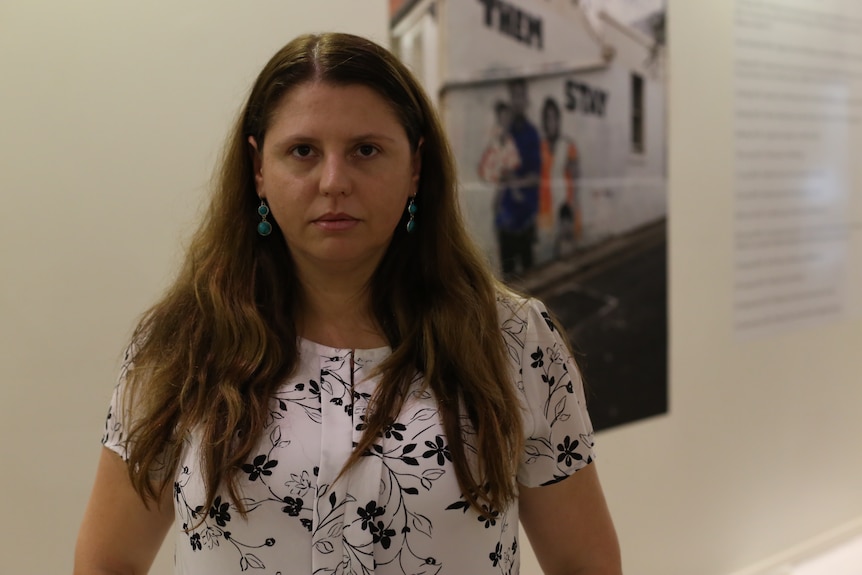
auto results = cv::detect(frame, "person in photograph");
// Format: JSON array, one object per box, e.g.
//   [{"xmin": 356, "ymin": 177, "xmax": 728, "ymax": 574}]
[
  {"xmin": 539, "ymin": 96, "xmax": 581, "ymax": 260},
  {"xmin": 494, "ymin": 78, "xmax": 541, "ymax": 281},
  {"xmin": 74, "ymin": 33, "xmax": 620, "ymax": 575},
  {"xmin": 478, "ymin": 100, "xmax": 521, "ymax": 185}
]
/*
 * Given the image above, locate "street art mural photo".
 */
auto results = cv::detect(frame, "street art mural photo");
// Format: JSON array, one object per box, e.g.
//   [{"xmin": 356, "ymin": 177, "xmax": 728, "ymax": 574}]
[{"xmin": 392, "ymin": 0, "xmax": 667, "ymax": 430}]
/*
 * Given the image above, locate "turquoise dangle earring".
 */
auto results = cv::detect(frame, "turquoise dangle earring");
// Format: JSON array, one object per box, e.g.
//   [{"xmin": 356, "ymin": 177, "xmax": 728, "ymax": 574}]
[
  {"xmin": 406, "ymin": 196, "xmax": 417, "ymax": 233},
  {"xmin": 257, "ymin": 199, "xmax": 272, "ymax": 236}
]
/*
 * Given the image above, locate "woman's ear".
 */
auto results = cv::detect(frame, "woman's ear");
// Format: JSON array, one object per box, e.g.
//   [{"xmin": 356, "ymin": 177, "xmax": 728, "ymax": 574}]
[{"xmin": 248, "ymin": 136, "xmax": 264, "ymax": 197}]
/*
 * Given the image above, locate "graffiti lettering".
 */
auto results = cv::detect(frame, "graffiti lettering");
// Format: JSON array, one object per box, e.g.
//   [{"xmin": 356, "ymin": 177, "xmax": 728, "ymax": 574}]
[
  {"xmin": 564, "ymin": 80, "xmax": 608, "ymax": 116},
  {"xmin": 478, "ymin": 0, "xmax": 543, "ymax": 50}
]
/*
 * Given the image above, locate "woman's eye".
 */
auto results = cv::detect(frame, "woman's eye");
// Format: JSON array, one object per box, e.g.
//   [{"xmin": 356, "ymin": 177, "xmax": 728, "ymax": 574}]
[
  {"xmin": 356, "ymin": 144, "xmax": 378, "ymax": 158},
  {"xmin": 291, "ymin": 145, "xmax": 313, "ymax": 158}
]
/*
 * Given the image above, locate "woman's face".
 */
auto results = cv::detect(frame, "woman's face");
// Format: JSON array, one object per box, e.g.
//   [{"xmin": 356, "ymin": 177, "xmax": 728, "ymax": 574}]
[{"xmin": 251, "ymin": 81, "xmax": 421, "ymax": 277}]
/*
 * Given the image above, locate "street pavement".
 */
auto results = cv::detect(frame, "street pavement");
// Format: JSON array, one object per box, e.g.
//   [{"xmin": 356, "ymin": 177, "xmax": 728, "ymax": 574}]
[{"xmin": 511, "ymin": 219, "xmax": 668, "ymax": 431}]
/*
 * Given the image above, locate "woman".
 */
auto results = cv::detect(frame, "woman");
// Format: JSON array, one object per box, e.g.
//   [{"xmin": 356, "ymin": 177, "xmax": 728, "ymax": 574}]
[{"xmin": 74, "ymin": 33, "xmax": 621, "ymax": 575}]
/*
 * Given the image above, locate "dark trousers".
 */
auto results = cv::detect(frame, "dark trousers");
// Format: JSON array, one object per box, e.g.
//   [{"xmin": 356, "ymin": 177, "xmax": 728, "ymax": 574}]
[{"xmin": 498, "ymin": 226, "xmax": 535, "ymax": 280}]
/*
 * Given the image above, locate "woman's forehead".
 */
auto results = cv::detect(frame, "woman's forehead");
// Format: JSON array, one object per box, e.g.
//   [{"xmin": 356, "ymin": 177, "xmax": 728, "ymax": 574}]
[{"xmin": 264, "ymin": 82, "xmax": 409, "ymax": 144}]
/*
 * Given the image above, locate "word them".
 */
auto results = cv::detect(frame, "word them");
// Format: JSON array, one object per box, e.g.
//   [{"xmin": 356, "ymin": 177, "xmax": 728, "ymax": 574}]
[{"xmin": 478, "ymin": 0, "xmax": 543, "ymax": 50}]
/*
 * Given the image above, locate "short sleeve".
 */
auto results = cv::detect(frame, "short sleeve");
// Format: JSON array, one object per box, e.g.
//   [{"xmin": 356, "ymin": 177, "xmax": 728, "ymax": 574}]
[
  {"xmin": 101, "ymin": 343, "xmax": 136, "ymax": 460},
  {"xmin": 510, "ymin": 298, "xmax": 595, "ymax": 487}
]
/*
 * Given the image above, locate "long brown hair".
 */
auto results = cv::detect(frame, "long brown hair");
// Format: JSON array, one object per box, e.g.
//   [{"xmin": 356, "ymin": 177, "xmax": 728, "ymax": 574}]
[{"xmin": 122, "ymin": 32, "xmax": 521, "ymax": 517}]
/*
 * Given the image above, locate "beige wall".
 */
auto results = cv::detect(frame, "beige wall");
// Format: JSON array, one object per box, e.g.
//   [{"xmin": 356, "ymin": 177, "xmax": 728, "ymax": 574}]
[
  {"xmin": 2, "ymin": 1, "xmax": 861, "ymax": 574},
  {"xmin": 591, "ymin": 1, "xmax": 862, "ymax": 573},
  {"xmin": 0, "ymin": 2, "xmax": 387, "ymax": 573}
]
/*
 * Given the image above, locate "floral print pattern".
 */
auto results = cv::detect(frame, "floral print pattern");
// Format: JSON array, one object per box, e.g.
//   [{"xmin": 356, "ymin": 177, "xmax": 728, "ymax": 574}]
[{"xmin": 102, "ymin": 294, "xmax": 595, "ymax": 574}]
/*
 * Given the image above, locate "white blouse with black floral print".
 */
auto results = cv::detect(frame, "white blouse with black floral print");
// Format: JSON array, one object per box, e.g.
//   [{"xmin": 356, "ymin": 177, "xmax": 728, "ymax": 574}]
[{"xmin": 102, "ymin": 293, "xmax": 596, "ymax": 575}]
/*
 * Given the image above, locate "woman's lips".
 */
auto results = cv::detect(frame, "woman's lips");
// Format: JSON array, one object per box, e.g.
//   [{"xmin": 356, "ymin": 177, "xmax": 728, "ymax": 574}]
[{"xmin": 313, "ymin": 213, "xmax": 359, "ymax": 231}]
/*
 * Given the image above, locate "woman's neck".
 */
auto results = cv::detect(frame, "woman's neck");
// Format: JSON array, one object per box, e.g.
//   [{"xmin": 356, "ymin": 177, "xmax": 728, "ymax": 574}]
[{"xmin": 294, "ymin": 265, "xmax": 387, "ymax": 350}]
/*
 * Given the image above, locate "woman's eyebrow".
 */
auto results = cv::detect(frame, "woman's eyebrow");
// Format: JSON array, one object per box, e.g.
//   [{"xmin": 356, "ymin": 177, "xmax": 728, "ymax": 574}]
[
  {"xmin": 346, "ymin": 133, "xmax": 398, "ymax": 144},
  {"xmin": 271, "ymin": 132, "xmax": 398, "ymax": 147}
]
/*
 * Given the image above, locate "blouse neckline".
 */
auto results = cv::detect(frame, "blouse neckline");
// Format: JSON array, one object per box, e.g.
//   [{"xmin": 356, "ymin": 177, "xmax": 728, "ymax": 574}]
[{"xmin": 298, "ymin": 336, "xmax": 392, "ymax": 362}]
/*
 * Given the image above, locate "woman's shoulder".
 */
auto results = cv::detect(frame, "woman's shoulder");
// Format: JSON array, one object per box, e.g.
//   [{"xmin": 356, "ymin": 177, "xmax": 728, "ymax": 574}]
[{"xmin": 494, "ymin": 286, "xmax": 550, "ymax": 330}]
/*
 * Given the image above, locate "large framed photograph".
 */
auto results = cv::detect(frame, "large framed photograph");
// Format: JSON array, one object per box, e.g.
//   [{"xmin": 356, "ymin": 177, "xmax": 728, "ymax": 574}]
[{"xmin": 393, "ymin": 0, "xmax": 668, "ymax": 430}]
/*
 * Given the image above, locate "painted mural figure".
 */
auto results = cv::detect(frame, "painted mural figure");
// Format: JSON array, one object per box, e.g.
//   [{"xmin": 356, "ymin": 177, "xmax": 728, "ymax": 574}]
[
  {"xmin": 492, "ymin": 78, "xmax": 541, "ymax": 280},
  {"xmin": 478, "ymin": 101, "xmax": 521, "ymax": 185},
  {"xmin": 538, "ymin": 97, "xmax": 581, "ymax": 261}
]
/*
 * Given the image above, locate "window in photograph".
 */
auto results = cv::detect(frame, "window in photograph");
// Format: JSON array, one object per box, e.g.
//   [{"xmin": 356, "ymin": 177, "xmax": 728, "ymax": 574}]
[{"xmin": 631, "ymin": 72, "xmax": 645, "ymax": 154}]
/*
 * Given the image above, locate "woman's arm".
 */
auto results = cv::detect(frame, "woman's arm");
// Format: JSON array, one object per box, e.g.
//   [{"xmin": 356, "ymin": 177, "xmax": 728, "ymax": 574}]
[
  {"xmin": 519, "ymin": 463, "xmax": 622, "ymax": 575},
  {"xmin": 74, "ymin": 447, "xmax": 174, "ymax": 575}
]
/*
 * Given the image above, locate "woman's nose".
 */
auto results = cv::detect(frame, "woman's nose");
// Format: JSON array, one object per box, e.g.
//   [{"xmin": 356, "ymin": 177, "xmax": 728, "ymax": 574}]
[{"xmin": 318, "ymin": 154, "xmax": 352, "ymax": 197}]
